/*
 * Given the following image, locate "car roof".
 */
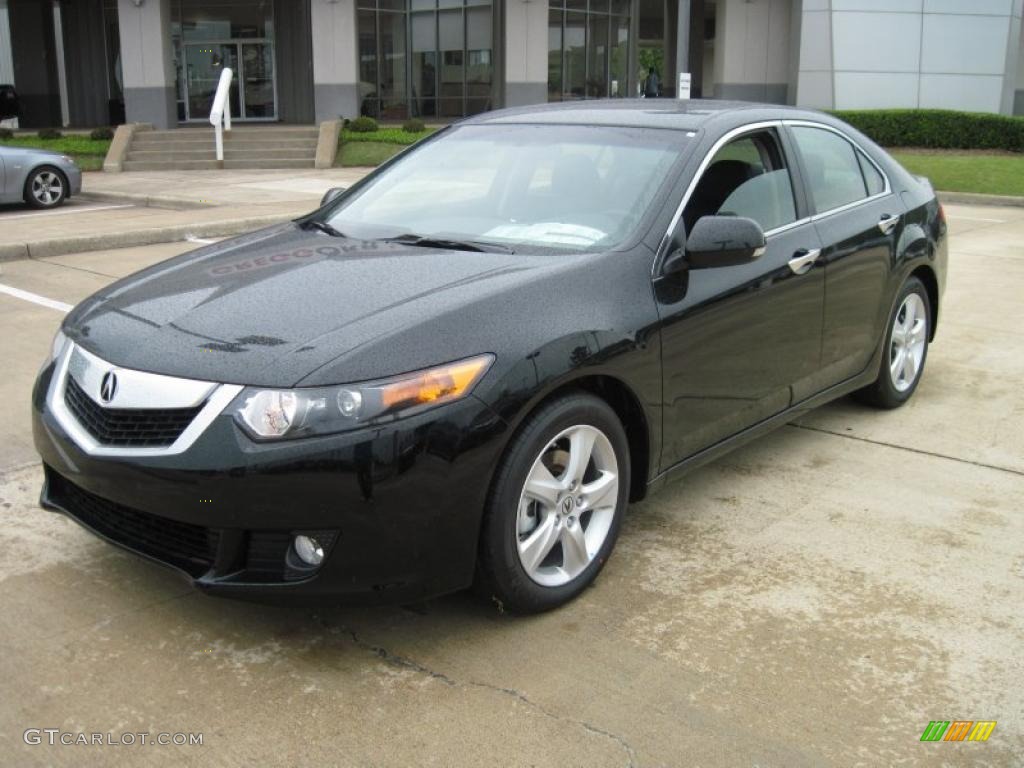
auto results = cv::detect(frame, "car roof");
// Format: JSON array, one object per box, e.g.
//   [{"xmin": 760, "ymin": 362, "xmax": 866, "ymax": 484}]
[{"xmin": 463, "ymin": 98, "xmax": 836, "ymax": 133}]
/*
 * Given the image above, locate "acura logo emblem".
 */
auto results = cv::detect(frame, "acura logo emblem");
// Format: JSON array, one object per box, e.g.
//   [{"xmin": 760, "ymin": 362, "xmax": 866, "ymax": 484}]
[
  {"xmin": 561, "ymin": 496, "xmax": 575, "ymax": 514},
  {"xmin": 99, "ymin": 371, "xmax": 118, "ymax": 403}
]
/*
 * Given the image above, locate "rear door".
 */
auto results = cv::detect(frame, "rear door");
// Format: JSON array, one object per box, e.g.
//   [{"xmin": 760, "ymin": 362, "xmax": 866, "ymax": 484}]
[{"xmin": 786, "ymin": 123, "xmax": 903, "ymax": 389}]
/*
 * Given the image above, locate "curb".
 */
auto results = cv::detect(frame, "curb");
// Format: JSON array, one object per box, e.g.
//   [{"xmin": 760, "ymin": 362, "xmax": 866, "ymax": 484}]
[
  {"xmin": 0, "ymin": 213, "xmax": 295, "ymax": 263},
  {"xmin": 937, "ymin": 191, "xmax": 1024, "ymax": 208},
  {"xmin": 78, "ymin": 190, "xmax": 215, "ymax": 210}
]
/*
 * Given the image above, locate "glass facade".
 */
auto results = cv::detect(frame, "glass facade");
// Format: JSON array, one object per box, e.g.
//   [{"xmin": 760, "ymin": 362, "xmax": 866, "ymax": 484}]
[
  {"xmin": 172, "ymin": 0, "xmax": 277, "ymax": 122},
  {"xmin": 358, "ymin": 0, "xmax": 494, "ymax": 120},
  {"xmin": 549, "ymin": 0, "xmax": 631, "ymax": 101}
]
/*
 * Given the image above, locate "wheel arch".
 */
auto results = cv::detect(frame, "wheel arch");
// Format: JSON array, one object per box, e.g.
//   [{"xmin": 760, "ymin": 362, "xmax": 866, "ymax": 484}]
[
  {"xmin": 909, "ymin": 263, "xmax": 939, "ymax": 341},
  {"xmin": 496, "ymin": 374, "xmax": 652, "ymax": 504}
]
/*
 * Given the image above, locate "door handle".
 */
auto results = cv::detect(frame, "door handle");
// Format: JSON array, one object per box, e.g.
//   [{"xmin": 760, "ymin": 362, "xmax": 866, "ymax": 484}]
[
  {"xmin": 788, "ymin": 248, "xmax": 821, "ymax": 276},
  {"xmin": 878, "ymin": 214, "xmax": 900, "ymax": 235}
]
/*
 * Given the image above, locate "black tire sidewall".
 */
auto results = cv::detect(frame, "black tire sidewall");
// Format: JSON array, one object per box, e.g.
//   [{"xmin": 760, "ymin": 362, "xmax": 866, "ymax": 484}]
[
  {"xmin": 875, "ymin": 277, "xmax": 931, "ymax": 407},
  {"xmin": 24, "ymin": 166, "xmax": 68, "ymax": 209},
  {"xmin": 480, "ymin": 393, "xmax": 631, "ymax": 613}
]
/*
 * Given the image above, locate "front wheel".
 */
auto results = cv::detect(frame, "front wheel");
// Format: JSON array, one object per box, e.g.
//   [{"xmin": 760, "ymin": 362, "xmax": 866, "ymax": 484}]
[
  {"xmin": 24, "ymin": 166, "xmax": 68, "ymax": 209},
  {"xmin": 855, "ymin": 276, "xmax": 931, "ymax": 408},
  {"xmin": 476, "ymin": 393, "xmax": 630, "ymax": 613}
]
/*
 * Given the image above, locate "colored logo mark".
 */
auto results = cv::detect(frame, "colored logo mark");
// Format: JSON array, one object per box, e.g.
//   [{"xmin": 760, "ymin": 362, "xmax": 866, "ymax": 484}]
[{"xmin": 920, "ymin": 721, "xmax": 996, "ymax": 742}]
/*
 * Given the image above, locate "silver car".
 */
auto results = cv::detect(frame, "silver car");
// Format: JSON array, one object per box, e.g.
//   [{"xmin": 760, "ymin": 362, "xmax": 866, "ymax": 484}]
[{"xmin": 0, "ymin": 145, "xmax": 83, "ymax": 208}]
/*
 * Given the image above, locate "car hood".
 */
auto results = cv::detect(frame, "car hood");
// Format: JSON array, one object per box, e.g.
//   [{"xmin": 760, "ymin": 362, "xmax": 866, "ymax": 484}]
[{"xmin": 65, "ymin": 223, "xmax": 573, "ymax": 387}]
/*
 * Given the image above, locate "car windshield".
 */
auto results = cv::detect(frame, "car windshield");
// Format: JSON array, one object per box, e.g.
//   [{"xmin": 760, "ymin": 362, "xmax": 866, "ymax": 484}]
[{"xmin": 323, "ymin": 124, "xmax": 691, "ymax": 252}]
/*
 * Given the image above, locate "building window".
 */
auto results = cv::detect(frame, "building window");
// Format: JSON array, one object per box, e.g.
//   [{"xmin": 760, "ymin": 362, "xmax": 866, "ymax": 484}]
[
  {"xmin": 358, "ymin": 0, "xmax": 494, "ymax": 120},
  {"xmin": 549, "ymin": 0, "xmax": 631, "ymax": 101}
]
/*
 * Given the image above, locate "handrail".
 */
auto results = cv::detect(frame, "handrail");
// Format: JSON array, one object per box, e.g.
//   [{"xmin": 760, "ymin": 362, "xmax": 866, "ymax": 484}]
[{"xmin": 209, "ymin": 67, "xmax": 233, "ymax": 162}]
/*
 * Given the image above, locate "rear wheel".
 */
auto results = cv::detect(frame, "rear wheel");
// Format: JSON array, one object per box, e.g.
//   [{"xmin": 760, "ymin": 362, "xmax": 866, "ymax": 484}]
[
  {"xmin": 24, "ymin": 166, "xmax": 68, "ymax": 209},
  {"xmin": 477, "ymin": 393, "xmax": 630, "ymax": 613},
  {"xmin": 855, "ymin": 276, "xmax": 931, "ymax": 408}
]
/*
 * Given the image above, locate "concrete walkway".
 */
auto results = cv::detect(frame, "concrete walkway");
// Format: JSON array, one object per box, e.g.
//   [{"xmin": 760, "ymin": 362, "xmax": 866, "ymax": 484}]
[{"xmin": 0, "ymin": 168, "xmax": 373, "ymax": 261}]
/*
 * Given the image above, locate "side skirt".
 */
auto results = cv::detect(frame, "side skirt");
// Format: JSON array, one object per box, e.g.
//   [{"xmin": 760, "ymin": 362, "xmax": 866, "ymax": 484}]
[{"xmin": 646, "ymin": 365, "xmax": 878, "ymax": 497}]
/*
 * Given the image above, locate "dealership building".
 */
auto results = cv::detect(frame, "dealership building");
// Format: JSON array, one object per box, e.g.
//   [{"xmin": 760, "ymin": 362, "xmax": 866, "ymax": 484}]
[{"xmin": 1, "ymin": 0, "xmax": 1022, "ymax": 130}]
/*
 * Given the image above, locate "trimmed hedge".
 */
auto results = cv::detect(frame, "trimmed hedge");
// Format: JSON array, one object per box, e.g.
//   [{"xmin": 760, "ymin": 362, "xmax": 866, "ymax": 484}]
[
  {"xmin": 832, "ymin": 109, "xmax": 1024, "ymax": 152},
  {"xmin": 347, "ymin": 116, "xmax": 379, "ymax": 133}
]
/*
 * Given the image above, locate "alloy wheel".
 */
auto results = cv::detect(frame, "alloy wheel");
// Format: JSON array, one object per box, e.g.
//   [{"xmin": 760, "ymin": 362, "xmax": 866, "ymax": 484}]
[
  {"xmin": 31, "ymin": 171, "xmax": 64, "ymax": 206},
  {"xmin": 889, "ymin": 293, "xmax": 927, "ymax": 392},
  {"xmin": 515, "ymin": 424, "xmax": 619, "ymax": 587}
]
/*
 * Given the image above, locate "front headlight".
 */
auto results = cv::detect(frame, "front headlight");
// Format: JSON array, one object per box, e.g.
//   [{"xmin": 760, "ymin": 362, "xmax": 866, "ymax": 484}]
[
  {"xmin": 40, "ymin": 328, "xmax": 68, "ymax": 374},
  {"xmin": 49, "ymin": 328, "xmax": 69, "ymax": 363},
  {"xmin": 60, "ymin": 155, "xmax": 76, "ymax": 166},
  {"xmin": 233, "ymin": 354, "xmax": 494, "ymax": 440}
]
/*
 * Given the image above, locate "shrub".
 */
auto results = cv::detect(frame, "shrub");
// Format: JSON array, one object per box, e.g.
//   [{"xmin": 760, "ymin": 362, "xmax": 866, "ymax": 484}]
[
  {"xmin": 402, "ymin": 118, "xmax": 426, "ymax": 134},
  {"xmin": 832, "ymin": 109, "xmax": 1024, "ymax": 152},
  {"xmin": 0, "ymin": 128, "xmax": 13, "ymax": 140},
  {"xmin": 348, "ymin": 116, "xmax": 378, "ymax": 133},
  {"xmin": 90, "ymin": 126, "xmax": 115, "ymax": 140},
  {"xmin": 37, "ymin": 127, "xmax": 63, "ymax": 139}
]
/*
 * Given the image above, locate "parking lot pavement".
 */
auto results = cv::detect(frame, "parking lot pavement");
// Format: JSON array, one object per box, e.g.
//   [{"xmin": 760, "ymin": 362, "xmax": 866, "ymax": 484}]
[
  {"xmin": 0, "ymin": 168, "xmax": 372, "ymax": 262},
  {"xmin": 0, "ymin": 206, "xmax": 1022, "ymax": 766}
]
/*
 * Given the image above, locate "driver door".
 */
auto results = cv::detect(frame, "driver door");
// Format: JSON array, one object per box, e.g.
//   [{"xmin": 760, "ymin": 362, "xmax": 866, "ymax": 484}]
[{"xmin": 655, "ymin": 127, "xmax": 825, "ymax": 469}]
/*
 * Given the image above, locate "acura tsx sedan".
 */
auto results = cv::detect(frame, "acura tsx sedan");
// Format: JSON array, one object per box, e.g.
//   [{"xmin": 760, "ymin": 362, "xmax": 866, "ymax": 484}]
[{"xmin": 33, "ymin": 100, "xmax": 946, "ymax": 613}]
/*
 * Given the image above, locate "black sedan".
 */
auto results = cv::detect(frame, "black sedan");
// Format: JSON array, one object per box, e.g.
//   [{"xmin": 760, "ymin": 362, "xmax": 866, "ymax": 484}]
[{"xmin": 33, "ymin": 100, "xmax": 947, "ymax": 613}]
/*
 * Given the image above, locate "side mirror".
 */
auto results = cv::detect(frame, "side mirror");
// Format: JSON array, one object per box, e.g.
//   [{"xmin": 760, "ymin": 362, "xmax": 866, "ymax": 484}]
[
  {"xmin": 320, "ymin": 187, "xmax": 345, "ymax": 207},
  {"xmin": 683, "ymin": 215, "xmax": 766, "ymax": 270}
]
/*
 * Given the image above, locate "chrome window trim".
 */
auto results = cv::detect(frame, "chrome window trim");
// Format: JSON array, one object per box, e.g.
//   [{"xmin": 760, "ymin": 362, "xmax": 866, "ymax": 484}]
[
  {"xmin": 47, "ymin": 342, "xmax": 243, "ymax": 458},
  {"xmin": 653, "ymin": 117, "xmax": 894, "ymax": 276}
]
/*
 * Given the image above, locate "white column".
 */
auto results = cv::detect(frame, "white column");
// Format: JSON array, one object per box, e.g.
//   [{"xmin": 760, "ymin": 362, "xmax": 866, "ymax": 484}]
[
  {"xmin": 504, "ymin": 0, "xmax": 548, "ymax": 107},
  {"xmin": 311, "ymin": 0, "xmax": 359, "ymax": 121},
  {"xmin": 117, "ymin": 0, "xmax": 176, "ymax": 128}
]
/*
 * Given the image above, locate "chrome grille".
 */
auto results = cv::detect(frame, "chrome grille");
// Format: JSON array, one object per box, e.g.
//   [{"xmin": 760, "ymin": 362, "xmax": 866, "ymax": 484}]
[{"xmin": 64, "ymin": 375, "xmax": 204, "ymax": 447}]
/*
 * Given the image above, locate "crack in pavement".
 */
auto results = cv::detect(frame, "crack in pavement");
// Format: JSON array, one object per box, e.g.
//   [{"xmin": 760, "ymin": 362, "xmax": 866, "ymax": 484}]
[
  {"xmin": 788, "ymin": 423, "xmax": 1023, "ymax": 477},
  {"xmin": 314, "ymin": 616, "xmax": 638, "ymax": 767}
]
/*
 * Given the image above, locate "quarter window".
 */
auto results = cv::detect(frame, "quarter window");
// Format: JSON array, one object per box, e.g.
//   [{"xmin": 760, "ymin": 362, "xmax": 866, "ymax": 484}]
[
  {"xmin": 858, "ymin": 151, "xmax": 886, "ymax": 196},
  {"xmin": 683, "ymin": 131, "xmax": 798, "ymax": 234},
  {"xmin": 791, "ymin": 126, "xmax": 880, "ymax": 213}
]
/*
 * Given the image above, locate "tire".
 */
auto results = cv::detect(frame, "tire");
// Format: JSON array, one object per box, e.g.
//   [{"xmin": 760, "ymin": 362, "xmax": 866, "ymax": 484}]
[
  {"xmin": 476, "ymin": 393, "xmax": 631, "ymax": 614},
  {"xmin": 854, "ymin": 276, "xmax": 931, "ymax": 409},
  {"xmin": 23, "ymin": 166, "xmax": 68, "ymax": 209}
]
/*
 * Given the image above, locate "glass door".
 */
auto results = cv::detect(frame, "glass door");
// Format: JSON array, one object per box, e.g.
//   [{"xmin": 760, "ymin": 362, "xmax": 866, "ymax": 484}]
[
  {"xmin": 182, "ymin": 42, "xmax": 277, "ymax": 121},
  {"xmin": 184, "ymin": 44, "xmax": 241, "ymax": 120},
  {"xmin": 240, "ymin": 42, "xmax": 276, "ymax": 118}
]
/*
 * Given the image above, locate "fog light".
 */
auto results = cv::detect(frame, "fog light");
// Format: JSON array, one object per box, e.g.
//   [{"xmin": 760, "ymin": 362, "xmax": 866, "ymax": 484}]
[{"xmin": 293, "ymin": 535, "xmax": 324, "ymax": 566}]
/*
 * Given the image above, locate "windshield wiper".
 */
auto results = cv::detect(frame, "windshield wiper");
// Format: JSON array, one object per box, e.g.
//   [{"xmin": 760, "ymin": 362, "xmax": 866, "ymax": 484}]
[
  {"xmin": 381, "ymin": 233, "xmax": 514, "ymax": 254},
  {"xmin": 300, "ymin": 219, "xmax": 347, "ymax": 238}
]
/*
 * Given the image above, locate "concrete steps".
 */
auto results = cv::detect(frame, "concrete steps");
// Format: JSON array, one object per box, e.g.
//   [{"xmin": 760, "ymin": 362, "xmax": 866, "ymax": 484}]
[{"xmin": 122, "ymin": 126, "xmax": 320, "ymax": 171}]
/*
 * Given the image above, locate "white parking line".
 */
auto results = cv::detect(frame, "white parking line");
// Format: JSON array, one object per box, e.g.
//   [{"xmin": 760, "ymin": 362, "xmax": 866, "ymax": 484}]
[
  {"xmin": 0, "ymin": 283, "xmax": 71, "ymax": 313},
  {"xmin": 185, "ymin": 235, "xmax": 218, "ymax": 245},
  {"xmin": 0, "ymin": 203, "xmax": 133, "ymax": 221},
  {"xmin": 946, "ymin": 214, "xmax": 1006, "ymax": 223}
]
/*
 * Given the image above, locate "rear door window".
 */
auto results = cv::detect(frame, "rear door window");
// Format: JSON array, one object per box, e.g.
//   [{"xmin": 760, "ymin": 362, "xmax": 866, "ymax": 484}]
[{"xmin": 791, "ymin": 126, "xmax": 876, "ymax": 213}]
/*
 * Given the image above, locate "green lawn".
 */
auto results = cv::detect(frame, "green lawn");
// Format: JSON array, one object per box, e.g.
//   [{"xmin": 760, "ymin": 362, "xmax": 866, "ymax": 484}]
[
  {"xmin": 335, "ymin": 127, "xmax": 435, "ymax": 167},
  {"xmin": 1, "ymin": 136, "xmax": 110, "ymax": 171},
  {"xmin": 889, "ymin": 151, "xmax": 1024, "ymax": 197},
  {"xmin": 337, "ymin": 141, "xmax": 406, "ymax": 167}
]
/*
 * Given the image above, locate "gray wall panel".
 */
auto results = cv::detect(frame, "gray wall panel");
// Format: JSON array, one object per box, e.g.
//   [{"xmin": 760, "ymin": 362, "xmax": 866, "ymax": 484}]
[
  {"xmin": 8, "ymin": 0, "xmax": 61, "ymax": 127},
  {"xmin": 61, "ymin": 0, "xmax": 109, "ymax": 126},
  {"xmin": 275, "ymin": 0, "xmax": 315, "ymax": 124}
]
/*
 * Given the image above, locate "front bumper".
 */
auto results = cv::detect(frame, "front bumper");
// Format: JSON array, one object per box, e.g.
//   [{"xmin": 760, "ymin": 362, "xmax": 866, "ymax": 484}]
[
  {"xmin": 32, "ymin": 361, "xmax": 508, "ymax": 604},
  {"xmin": 67, "ymin": 166, "xmax": 82, "ymax": 196}
]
